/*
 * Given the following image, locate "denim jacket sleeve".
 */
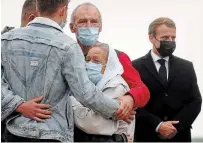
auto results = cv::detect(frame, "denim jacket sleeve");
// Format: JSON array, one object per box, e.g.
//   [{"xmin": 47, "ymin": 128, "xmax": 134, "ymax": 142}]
[
  {"xmin": 1, "ymin": 63, "xmax": 24, "ymax": 121},
  {"xmin": 61, "ymin": 43, "xmax": 120, "ymax": 119}
]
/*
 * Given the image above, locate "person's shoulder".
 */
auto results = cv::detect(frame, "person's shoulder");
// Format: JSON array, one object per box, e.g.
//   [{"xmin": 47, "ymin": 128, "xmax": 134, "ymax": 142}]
[
  {"xmin": 1, "ymin": 27, "xmax": 22, "ymax": 40},
  {"xmin": 132, "ymin": 56, "xmax": 145, "ymax": 63},
  {"xmin": 172, "ymin": 55, "xmax": 193, "ymax": 67},
  {"xmin": 114, "ymin": 49, "xmax": 124, "ymax": 55},
  {"xmin": 56, "ymin": 32, "xmax": 78, "ymax": 48},
  {"xmin": 1, "ymin": 26, "xmax": 15, "ymax": 35},
  {"xmin": 132, "ymin": 55, "xmax": 146, "ymax": 65}
]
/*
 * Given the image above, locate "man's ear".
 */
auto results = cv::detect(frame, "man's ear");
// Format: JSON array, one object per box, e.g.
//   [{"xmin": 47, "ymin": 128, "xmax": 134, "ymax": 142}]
[
  {"xmin": 99, "ymin": 25, "xmax": 102, "ymax": 32},
  {"xmin": 60, "ymin": 6, "xmax": 66, "ymax": 17},
  {"xmin": 28, "ymin": 14, "xmax": 36, "ymax": 23},
  {"xmin": 149, "ymin": 34, "xmax": 154, "ymax": 44},
  {"xmin": 69, "ymin": 23, "xmax": 75, "ymax": 33}
]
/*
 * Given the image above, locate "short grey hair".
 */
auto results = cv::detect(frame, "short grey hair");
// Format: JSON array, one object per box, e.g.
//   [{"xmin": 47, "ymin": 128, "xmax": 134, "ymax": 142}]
[
  {"xmin": 95, "ymin": 42, "xmax": 109, "ymax": 58},
  {"xmin": 71, "ymin": 2, "xmax": 102, "ymax": 24},
  {"xmin": 95, "ymin": 42, "xmax": 109, "ymax": 49}
]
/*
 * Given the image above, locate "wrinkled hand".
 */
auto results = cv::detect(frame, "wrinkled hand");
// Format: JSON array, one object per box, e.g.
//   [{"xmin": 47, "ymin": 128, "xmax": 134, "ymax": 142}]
[
  {"xmin": 128, "ymin": 137, "xmax": 133, "ymax": 142},
  {"xmin": 16, "ymin": 96, "xmax": 52, "ymax": 122},
  {"xmin": 127, "ymin": 135, "xmax": 133, "ymax": 142},
  {"xmin": 124, "ymin": 110, "xmax": 136, "ymax": 124},
  {"xmin": 114, "ymin": 95, "xmax": 134, "ymax": 122},
  {"xmin": 158, "ymin": 121, "xmax": 179, "ymax": 139},
  {"xmin": 124, "ymin": 133, "xmax": 133, "ymax": 142}
]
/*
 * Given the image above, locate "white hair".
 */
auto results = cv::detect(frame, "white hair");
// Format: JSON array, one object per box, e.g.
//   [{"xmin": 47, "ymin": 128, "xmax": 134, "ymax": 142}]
[{"xmin": 70, "ymin": 2, "xmax": 102, "ymax": 24}]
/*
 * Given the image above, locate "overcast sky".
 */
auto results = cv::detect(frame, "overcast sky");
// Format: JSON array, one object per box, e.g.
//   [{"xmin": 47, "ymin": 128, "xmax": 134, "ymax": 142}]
[{"xmin": 1, "ymin": 0, "xmax": 203, "ymax": 138}]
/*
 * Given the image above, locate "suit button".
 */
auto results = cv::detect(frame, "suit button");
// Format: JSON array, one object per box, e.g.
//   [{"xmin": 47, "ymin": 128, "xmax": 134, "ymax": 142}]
[
  {"xmin": 165, "ymin": 93, "xmax": 168, "ymax": 96},
  {"xmin": 164, "ymin": 116, "xmax": 168, "ymax": 121}
]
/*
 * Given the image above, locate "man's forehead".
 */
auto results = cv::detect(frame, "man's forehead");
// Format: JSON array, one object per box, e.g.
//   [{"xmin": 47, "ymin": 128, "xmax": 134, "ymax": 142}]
[
  {"xmin": 89, "ymin": 47, "xmax": 103, "ymax": 54},
  {"xmin": 156, "ymin": 24, "xmax": 176, "ymax": 35},
  {"xmin": 75, "ymin": 5, "xmax": 100, "ymax": 20}
]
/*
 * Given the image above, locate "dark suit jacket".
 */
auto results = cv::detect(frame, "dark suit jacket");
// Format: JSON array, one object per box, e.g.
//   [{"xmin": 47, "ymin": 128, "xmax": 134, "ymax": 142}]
[{"xmin": 132, "ymin": 51, "xmax": 202, "ymax": 142}]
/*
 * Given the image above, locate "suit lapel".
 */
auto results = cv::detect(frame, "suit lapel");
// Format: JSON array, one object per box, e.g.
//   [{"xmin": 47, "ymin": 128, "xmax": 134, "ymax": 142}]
[
  {"xmin": 168, "ymin": 55, "xmax": 179, "ymax": 84},
  {"xmin": 142, "ymin": 51, "xmax": 167, "ymax": 89}
]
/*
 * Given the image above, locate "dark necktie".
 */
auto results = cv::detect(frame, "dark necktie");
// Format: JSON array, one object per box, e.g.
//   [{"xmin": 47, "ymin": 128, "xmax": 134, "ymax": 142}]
[{"xmin": 158, "ymin": 59, "xmax": 167, "ymax": 82}]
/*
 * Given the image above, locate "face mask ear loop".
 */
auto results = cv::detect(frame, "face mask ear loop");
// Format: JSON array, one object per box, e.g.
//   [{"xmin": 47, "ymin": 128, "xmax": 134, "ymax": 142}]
[
  {"xmin": 152, "ymin": 34, "xmax": 160, "ymax": 49},
  {"xmin": 153, "ymin": 34, "xmax": 160, "ymax": 42}
]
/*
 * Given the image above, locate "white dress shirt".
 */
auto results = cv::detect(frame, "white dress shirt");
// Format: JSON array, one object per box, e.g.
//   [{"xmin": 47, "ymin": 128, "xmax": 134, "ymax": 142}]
[
  {"xmin": 150, "ymin": 50, "xmax": 169, "ymax": 132},
  {"xmin": 151, "ymin": 50, "xmax": 169, "ymax": 79}
]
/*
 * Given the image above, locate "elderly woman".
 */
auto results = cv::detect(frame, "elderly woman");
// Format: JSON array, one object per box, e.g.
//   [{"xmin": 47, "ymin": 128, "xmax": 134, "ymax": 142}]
[{"xmin": 70, "ymin": 43, "xmax": 135, "ymax": 142}]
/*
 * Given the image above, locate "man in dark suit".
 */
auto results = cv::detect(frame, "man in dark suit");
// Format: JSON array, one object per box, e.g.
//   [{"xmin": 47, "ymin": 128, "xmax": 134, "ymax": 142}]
[{"xmin": 132, "ymin": 17, "xmax": 202, "ymax": 142}]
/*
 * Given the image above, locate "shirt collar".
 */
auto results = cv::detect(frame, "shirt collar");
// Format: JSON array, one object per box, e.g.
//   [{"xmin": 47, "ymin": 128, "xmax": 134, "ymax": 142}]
[
  {"xmin": 27, "ymin": 17, "xmax": 63, "ymax": 32},
  {"xmin": 151, "ymin": 50, "xmax": 169, "ymax": 63}
]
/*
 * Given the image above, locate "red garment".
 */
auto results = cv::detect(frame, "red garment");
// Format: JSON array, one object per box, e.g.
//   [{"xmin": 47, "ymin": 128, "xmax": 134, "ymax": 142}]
[{"xmin": 117, "ymin": 52, "xmax": 150, "ymax": 108}]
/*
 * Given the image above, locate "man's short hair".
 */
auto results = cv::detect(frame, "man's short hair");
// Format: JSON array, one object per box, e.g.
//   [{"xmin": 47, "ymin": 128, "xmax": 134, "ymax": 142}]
[
  {"xmin": 36, "ymin": 0, "xmax": 69, "ymax": 16},
  {"xmin": 71, "ymin": 2, "xmax": 102, "ymax": 24},
  {"xmin": 21, "ymin": 0, "xmax": 37, "ymax": 21},
  {"xmin": 148, "ymin": 17, "xmax": 176, "ymax": 36}
]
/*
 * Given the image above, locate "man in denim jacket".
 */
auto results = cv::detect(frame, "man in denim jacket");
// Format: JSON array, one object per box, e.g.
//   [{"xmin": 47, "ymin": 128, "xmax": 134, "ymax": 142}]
[{"xmin": 1, "ymin": 0, "xmax": 134, "ymax": 142}]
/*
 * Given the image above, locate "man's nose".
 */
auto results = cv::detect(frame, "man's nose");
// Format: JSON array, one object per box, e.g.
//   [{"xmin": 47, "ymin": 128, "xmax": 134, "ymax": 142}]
[
  {"xmin": 86, "ymin": 21, "xmax": 92, "ymax": 27},
  {"xmin": 168, "ymin": 37, "xmax": 173, "ymax": 41}
]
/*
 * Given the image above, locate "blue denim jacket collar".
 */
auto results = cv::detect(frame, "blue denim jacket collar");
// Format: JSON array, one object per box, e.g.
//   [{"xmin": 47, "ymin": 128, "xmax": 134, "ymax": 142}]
[{"xmin": 27, "ymin": 17, "xmax": 63, "ymax": 32}]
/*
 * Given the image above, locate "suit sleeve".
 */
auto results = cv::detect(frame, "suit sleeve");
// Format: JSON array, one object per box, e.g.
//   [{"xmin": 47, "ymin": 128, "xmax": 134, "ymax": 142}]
[
  {"xmin": 172, "ymin": 63, "xmax": 202, "ymax": 131},
  {"xmin": 132, "ymin": 59, "xmax": 162, "ymax": 131},
  {"xmin": 118, "ymin": 53, "xmax": 150, "ymax": 108},
  {"xmin": 136, "ymin": 107, "xmax": 163, "ymax": 131}
]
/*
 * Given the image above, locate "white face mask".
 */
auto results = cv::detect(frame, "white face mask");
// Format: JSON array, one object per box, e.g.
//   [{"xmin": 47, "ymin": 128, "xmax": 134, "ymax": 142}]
[
  {"xmin": 77, "ymin": 27, "xmax": 99, "ymax": 47},
  {"xmin": 86, "ymin": 62, "xmax": 103, "ymax": 85}
]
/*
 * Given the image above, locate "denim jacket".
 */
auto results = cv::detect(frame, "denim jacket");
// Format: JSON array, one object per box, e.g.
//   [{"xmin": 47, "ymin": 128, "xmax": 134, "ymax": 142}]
[{"xmin": 1, "ymin": 17, "xmax": 119, "ymax": 142}]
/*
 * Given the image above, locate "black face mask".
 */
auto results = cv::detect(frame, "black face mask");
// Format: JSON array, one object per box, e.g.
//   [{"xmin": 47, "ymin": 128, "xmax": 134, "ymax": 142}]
[{"xmin": 155, "ymin": 39, "xmax": 176, "ymax": 57}]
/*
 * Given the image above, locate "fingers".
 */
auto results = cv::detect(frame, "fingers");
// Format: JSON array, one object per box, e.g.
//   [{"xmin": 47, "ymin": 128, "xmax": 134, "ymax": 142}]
[
  {"xmin": 130, "ymin": 110, "xmax": 136, "ymax": 116},
  {"xmin": 36, "ymin": 109, "xmax": 52, "ymax": 115},
  {"xmin": 36, "ymin": 113, "xmax": 51, "ymax": 119},
  {"xmin": 121, "ymin": 111, "xmax": 135, "ymax": 123},
  {"xmin": 168, "ymin": 132, "xmax": 177, "ymax": 139},
  {"xmin": 128, "ymin": 138, "xmax": 133, "ymax": 142},
  {"xmin": 114, "ymin": 99, "xmax": 124, "ymax": 116},
  {"xmin": 167, "ymin": 129, "xmax": 177, "ymax": 139},
  {"xmin": 166, "ymin": 124, "xmax": 178, "ymax": 139},
  {"xmin": 116, "ymin": 102, "xmax": 131, "ymax": 119},
  {"xmin": 169, "ymin": 121, "xmax": 179, "ymax": 124},
  {"xmin": 171, "ymin": 126, "xmax": 177, "ymax": 133},
  {"xmin": 114, "ymin": 95, "xmax": 134, "ymax": 118},
  {"xmin": 31, "ymin": 96, "xmax": 43, "ymax": 103},
  {"xmin": 32, "ymin": 116, "xmax": 45, "ymax": 123},
  {"xmin": 128, "ymin": 115, "xmax": 135, "ymax": 120},
  {"xmin": 114, "ymin": 101, "xmax": 126, "ymax": 118},
  {"xmin": 168, "ymin": 121, "xmax": 178, "ymax": 133},
  {"xmin": 124, "ymin": 119, "xmax": 132, "ymax": 124},
  {"xmin": 122, "ymin": 114, "xmax": 134, "ymax": 123},
  {"xmin": 36, "ymin": 104, "xmax": 52, "ymax": 109},
  {"xmin": 116, "ymin": 109, "xmax": 129, "ymax": 120}
]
